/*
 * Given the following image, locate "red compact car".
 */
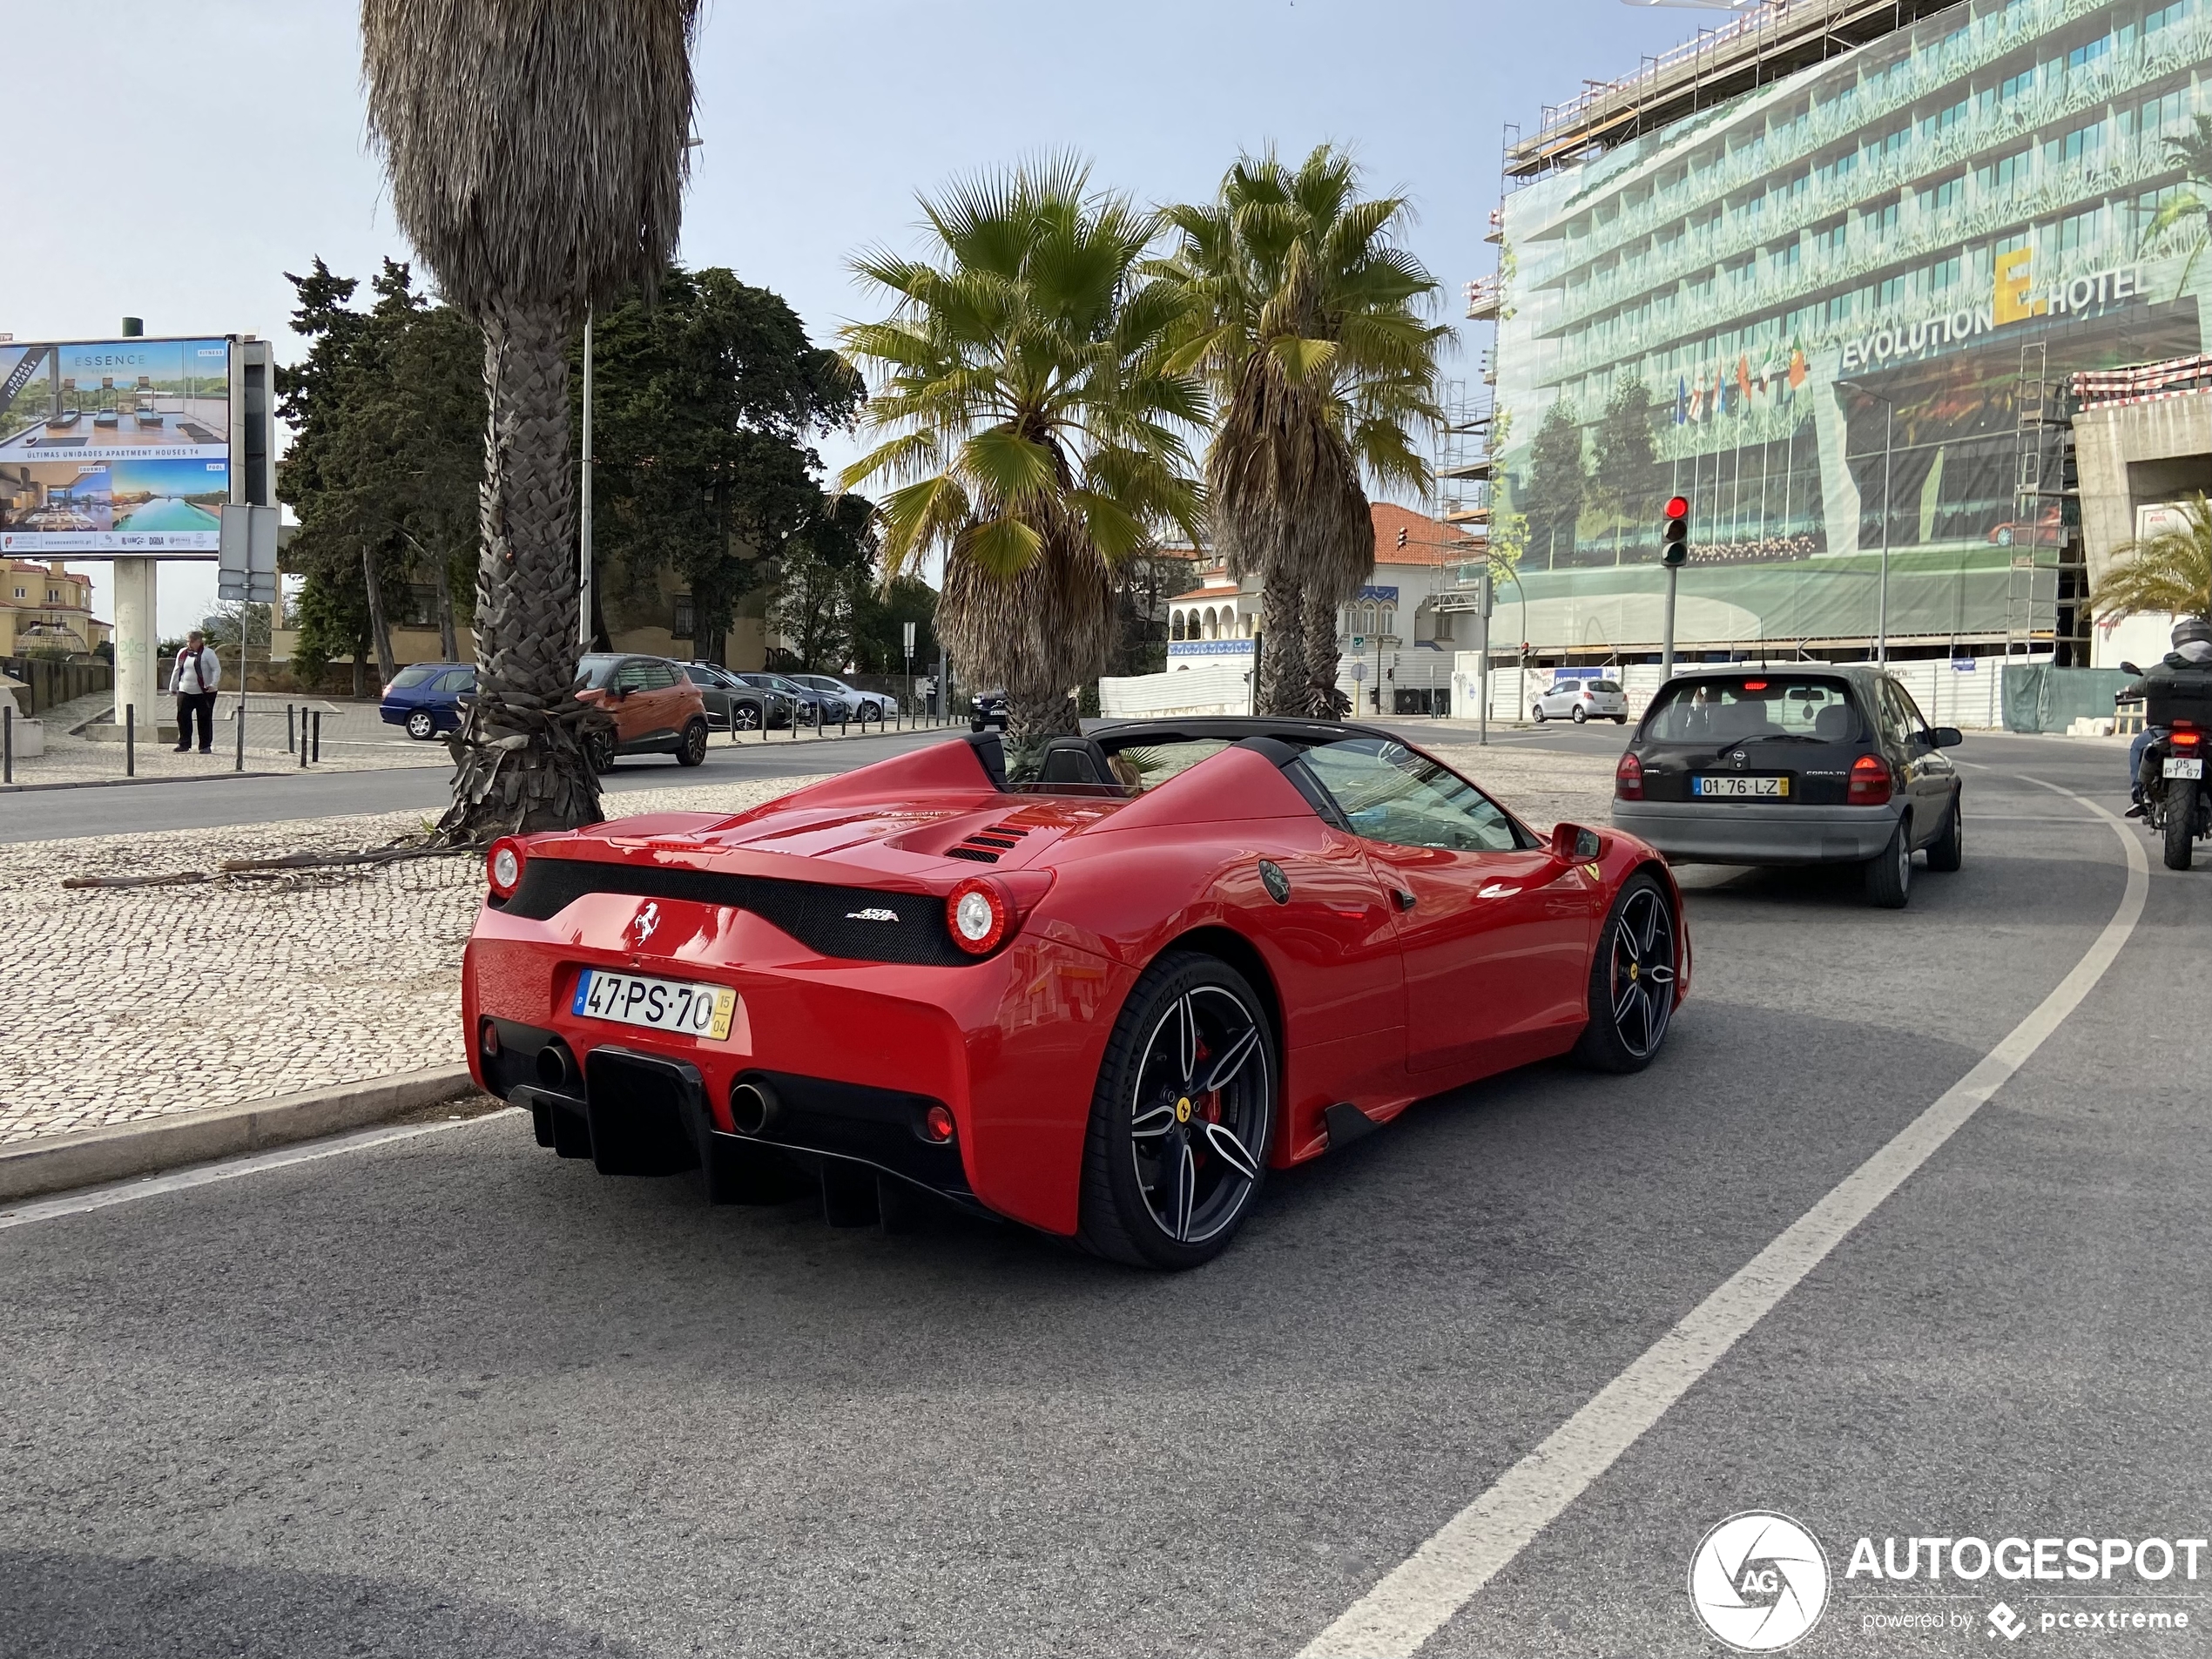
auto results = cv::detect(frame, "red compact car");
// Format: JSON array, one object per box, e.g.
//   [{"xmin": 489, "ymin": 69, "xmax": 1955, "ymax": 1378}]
[{"xmin": 463, "ymin": 719, "xmax": 1689, "ymax": 1268}]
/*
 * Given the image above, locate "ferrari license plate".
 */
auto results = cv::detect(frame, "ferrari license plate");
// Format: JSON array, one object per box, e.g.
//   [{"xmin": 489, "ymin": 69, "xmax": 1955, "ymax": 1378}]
[
  {"xmin": 1692, "ymin": 774, "xmax": 1790, "ymax": 798},
  {"xmin": 2168, "ymin": 757, "xmax": 2205, "ymax": 779},
  {"xmin": 573, "ymin": 968, "xmax": 737, "ymax": 1039}
]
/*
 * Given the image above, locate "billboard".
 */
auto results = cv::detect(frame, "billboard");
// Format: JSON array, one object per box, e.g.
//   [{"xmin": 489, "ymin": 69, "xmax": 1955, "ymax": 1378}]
[
  {"xmin": 0, "ymin": 336, "xmax": 232, "ymax": 555},
  {"xmin": 1489, "ymin": 0, "xmax": 2211, "ymax": 651}
]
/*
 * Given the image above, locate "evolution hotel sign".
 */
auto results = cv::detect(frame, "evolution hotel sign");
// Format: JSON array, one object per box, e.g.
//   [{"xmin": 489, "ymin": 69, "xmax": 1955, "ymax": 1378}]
[{"xmin": 1838, "ymin": 244, "xmax": 2144, "ymax": 374}]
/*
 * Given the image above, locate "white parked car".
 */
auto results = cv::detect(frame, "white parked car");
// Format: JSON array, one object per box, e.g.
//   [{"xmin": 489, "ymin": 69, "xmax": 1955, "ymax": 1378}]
[
  {"xmin": 1533, "ymin": 677, "xmax": 1629, "ymax": 724},
  {"xmin": 791, "ymin": 673, "xmax": 899, "ymax": 720}
]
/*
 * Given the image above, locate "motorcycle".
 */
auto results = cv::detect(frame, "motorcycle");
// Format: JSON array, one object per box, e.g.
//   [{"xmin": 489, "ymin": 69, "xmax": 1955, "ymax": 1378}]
[{"xmin": 2120, "ymin": 660, "xmax": 2212, "ymax": 871}]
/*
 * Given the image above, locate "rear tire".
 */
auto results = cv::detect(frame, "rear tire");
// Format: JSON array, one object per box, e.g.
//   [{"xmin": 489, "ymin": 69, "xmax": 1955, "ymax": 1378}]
[
  {"xmin": 405, "ymin": 709, "xmax": 436, "ymax": 741},
  {"xmin": 676, "ymin": 718, "xmax": 709, "ymax": 766},
  {"xmin": 1573, "ymin": 874, "xmax": 1680, "ymax": 1074},
  {"xmin": 2165, "ymin": 779, "xmax": 2195, "ymax": 871},
  {"xmin": 1864, "ymin": 815, "xmax": 1913, "ymax": 908},
  {"xmin": 1925, "ymin": 793, "xmax": 1963, "ymax": 873},
  {"xmin": 1078, "ymin": 951, "xmax": 1275, "ymax": 1271},
  {"xmin": 1572, "ymin": 705, "xmax": 1588, "ymax": 724}
]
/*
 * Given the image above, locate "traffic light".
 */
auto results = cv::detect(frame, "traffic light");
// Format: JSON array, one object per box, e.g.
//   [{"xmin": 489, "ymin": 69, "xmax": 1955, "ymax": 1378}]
[
  {"xmin": 1395, "ymin": 526, "xmax": 1408, "ymax": 550},
  {"xmin": 1661, "ymin": 496, "xmax": 1690, "ymax": 567}
]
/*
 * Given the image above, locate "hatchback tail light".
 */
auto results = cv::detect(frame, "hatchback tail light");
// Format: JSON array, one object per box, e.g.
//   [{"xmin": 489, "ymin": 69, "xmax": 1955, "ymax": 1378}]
[
  {"xmin": 1615, "ymin": 750, "xmax": 1644, "ymax": 800},
  {"xmin": 1848, "ymin": 753, "xmax": 1893, "ymax": 806}
]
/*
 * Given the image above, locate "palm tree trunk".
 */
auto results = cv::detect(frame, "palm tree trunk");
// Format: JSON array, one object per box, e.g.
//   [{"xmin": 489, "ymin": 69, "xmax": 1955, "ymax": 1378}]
[
  {"xmin": 1255, "ymin": 577, "xmax": 1308, "ymax": 716},
  {"xmin": 437, "ymin": 300, "xmax": 604, "ymax": 840},
  {"xmin": 937, "ymin": 523, "xmax": 1106, "ymax": 769},
  {"xmin": 1301, "ymin": 585, "xmax": 1352, "ymax": 718},
  {"xmin": 435, "ymin": 550, "xmax": 461, "ymax": 663}
]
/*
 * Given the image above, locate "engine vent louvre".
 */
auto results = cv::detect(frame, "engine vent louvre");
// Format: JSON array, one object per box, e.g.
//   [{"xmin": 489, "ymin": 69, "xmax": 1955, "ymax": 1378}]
[
  {"xmin": 947, "ymin": 820, "xmax": 1030, "ymax": 863},
  {"xmin": 946, "ymin": 846, "xmax": 999, "ymax": 863}
]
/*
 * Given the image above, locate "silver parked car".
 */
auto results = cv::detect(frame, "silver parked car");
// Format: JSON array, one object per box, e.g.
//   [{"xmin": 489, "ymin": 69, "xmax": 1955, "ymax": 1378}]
[
  {"xmin": 1532, "ymin": 677, "xmax": 1629, "ymax": 724},
  {"xmin": 790, "ymin": 673, "xmax": 899, "ymax": 720}
]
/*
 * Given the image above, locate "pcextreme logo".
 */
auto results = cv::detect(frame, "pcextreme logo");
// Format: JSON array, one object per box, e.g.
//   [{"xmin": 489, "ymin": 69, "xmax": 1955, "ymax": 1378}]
[{"xmin": 1689, "ymin": 1512, "xmax": 1831, "ymax": 1652}]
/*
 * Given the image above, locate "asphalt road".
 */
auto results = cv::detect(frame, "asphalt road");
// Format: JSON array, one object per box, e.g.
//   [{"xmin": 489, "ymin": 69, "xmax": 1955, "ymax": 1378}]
[
  {"xmin": 3, "ymin": 732, "xmax": 2203, "ymax": 1658},
  {"xmin": 0, "ymin": 725, "xmax": 968, "ymax": 844}
]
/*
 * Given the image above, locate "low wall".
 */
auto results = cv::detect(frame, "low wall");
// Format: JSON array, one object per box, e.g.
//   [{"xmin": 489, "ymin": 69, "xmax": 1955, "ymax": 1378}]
[{"xmin": 1100, "ymin": 659, "xmax": 1253, "ymax": 718}]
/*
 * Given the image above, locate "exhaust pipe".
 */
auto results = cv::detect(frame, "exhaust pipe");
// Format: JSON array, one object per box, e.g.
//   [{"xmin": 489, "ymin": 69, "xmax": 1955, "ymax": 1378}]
[
  {"xmin": 729, "ymin": 1077, "xmax": 780, "ymax": 1137},
  {"xmin": 535, "ymin": 1042, "xmax": 575, "ymax": 1089}
]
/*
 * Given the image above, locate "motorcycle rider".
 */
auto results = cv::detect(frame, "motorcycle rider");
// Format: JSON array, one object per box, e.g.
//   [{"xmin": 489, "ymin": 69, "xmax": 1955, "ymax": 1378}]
[{"xmin": 2126, "ymin": 616, "xmax": 2212, "ymax": 816}]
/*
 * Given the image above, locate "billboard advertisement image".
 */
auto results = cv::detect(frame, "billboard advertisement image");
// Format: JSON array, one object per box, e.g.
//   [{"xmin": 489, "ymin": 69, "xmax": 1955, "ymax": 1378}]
[{"xmin": 0, "ymin": 336, "xmax": 231, "ymax": 554}]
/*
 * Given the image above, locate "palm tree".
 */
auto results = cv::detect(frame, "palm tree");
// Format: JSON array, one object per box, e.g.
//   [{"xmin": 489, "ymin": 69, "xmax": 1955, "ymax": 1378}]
[
  {"xmin": 838, "ymin": 158, "xmax": 1203, "ymax": 759},
  {"xmin": 1154, "ymin": 145, "xmax": 1448, "ymax": 717},
  {"xmin": 2091, "ymin": 493, "xmax": 2212, "ymax": 624},
  {"xmin": 2143, "ymin": 115, "xmax": 2212, "ymax": 296},
  {"xmin": 361, "ymin": 0, "xmax": 699, "ymax": 837}
]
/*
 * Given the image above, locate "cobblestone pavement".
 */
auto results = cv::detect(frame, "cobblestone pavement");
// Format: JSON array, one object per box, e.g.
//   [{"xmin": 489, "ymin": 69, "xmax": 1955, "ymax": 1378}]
[{"xmin": 0, "ymin": 746, "xmax": 1615, "ymax": 1150}]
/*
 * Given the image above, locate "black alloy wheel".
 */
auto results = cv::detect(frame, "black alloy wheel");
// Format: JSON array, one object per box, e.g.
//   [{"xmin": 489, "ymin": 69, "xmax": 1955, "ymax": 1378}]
[
  {"xmin": 676, "ymin": 718, "xmax": 710, "ymax": 766},
  {"xmin": 1080, "ymin": 951, "xmax": 1274, "ymax": 1270},
  {"xmin": 585, "ymin": 729, "xmax": 617, "ymax": 774},
  {"xmin": 405, "ymin": 709, "xmax": 437, "ymax": 741},
  {"xmin": 1574, "ymin": 874, "xmax": 1679, "ymax": 1073}
]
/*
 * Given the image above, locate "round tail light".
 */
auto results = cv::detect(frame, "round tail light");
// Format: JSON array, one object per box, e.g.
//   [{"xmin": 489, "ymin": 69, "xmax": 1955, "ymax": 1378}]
[
  {"xmin": 1848, "ymin": 753, "xmax": 1893, "ymax": 806},
  {"xmin": 1615, "ymin": 750, "xmax": 1644, "ymax": 800},
  {"xmin": 486, "ymin": 836, "xmax": 527, "ymax": 900},
  {"xmin": 947, "ymin": 877, "xmax": 1008, "ymax": 954}
]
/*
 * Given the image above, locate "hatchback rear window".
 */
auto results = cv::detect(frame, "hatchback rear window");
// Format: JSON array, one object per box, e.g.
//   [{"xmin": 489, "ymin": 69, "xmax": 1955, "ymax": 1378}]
[
  {"xmin": 1642, "ymin": 677, "xmax": 1861, "ymax": 743},
  {"xmin": 389, "ymin": 664, "xmax": 440, "ymax": 689},
  {"xmin": 1590, "ymin": 679, "xmax": 1622, "ymax": 693}
]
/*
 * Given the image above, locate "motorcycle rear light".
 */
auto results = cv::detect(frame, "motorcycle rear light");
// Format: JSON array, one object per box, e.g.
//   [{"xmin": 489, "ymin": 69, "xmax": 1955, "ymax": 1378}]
[
  {"xmin": 486, "ymin": 837, "xmax": 527, "ymax": 900},
  {"xmin": 1615, "ymin": 750, "xmax": 1644, "ymax": 800},
  {"xmin": 2171, "ymin": 724, "xmax": 2202, "ymax": 749},
  {"xmin": 922, "ymin": 1104, "xmax": 956, "ymax": 1143},
  {"xmin": 947, "ymin": 877, "xmax": 1008, "ymax": 954},
  {"xmin": 1848, "ymin": 753, "xmax": 1893, "ymax": 806}
]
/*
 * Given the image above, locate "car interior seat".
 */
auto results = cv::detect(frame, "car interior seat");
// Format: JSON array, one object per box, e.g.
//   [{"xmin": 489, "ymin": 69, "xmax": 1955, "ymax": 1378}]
[
  {"xmin": 1035, "ymin": 736, "xmax": 1124, "ymax": 792},
  {"xmin": 1813, "ymin": 702, "xmax": 1854, "ymax": 740}
]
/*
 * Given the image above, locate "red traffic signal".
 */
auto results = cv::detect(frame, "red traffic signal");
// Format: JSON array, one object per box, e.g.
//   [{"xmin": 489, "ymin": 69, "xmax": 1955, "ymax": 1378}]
[{"xmin": 1661, "ymin": 496, "xmax": 1690, "ymax": 567}]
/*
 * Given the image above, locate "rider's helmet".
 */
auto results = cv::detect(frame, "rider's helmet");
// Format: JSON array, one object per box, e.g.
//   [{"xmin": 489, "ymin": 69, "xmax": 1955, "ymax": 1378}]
[{"xmin": 2173, "ymin": 617, "xmax": 2212, "ymax": 650}]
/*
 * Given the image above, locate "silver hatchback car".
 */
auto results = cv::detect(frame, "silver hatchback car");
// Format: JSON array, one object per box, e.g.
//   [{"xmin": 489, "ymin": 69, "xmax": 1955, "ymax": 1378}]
[{"xmin": 1532, "ymin": 677, "xmax": 1629, "ymax": 724}]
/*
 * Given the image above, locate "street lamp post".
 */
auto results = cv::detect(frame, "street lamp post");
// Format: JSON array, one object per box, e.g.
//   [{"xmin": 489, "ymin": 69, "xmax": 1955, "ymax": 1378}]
[{"xmin": 578, "ymin": 308, "xmax": 595, "ymax": 651}]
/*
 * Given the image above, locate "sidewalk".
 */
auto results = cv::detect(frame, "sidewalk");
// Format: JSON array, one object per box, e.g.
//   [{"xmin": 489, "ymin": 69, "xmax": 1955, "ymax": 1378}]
[{"xmin": 0, "ymin": 745, "xmax": 1619, "ymax": 1155}]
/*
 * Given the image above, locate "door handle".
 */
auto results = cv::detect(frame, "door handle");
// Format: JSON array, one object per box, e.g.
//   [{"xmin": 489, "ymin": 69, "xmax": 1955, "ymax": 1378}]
[{"xmin": 1393, "ymin": 888, "xmax": 1417, "ymax": 912}]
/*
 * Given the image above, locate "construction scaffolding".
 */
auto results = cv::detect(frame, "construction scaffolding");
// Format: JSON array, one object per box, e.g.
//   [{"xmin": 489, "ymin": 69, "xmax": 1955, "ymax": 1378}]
[{"xmin": 2004, "ymin": 341, "xmax": 2084, "ymax": 664}]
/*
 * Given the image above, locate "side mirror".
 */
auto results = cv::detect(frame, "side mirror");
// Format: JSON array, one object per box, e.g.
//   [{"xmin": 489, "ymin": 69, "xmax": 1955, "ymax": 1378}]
[
  {"xmin": 1551, "ymin": 822, "xmax": 1602, "ymax": 861},
  {"xmin": 2121, "ymin": 661, "xmax": 2143, "ymax": 678},
  {"xmin": 1928, "ymin": 726, "xmax": 1963, "ymax": 748}
]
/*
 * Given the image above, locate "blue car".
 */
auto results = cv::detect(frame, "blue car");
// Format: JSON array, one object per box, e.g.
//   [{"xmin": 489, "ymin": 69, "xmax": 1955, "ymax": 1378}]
[{"xmin": 379, "ymin": 662, "xmax": 476, "ymax": 739}]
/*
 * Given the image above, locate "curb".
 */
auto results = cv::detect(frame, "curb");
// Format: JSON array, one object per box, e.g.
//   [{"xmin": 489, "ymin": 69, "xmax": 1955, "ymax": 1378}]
[
  {"xmin": 0, "ymin": 1065, "xmax": 476, "ymax": 1202},
  {"xmin": 1, "ymin": 770, "xmax": 293, "ymax": 794}
]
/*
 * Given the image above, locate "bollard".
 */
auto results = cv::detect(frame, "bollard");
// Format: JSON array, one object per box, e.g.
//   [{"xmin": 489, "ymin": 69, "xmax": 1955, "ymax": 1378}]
[
  {"xmin": 125, "ymin": 703, "xmax": 135, "ymax": 778},
  {"xmin": 300, "ymin": 711, "xmax": 309, "ymax": 768},
  {"xmin": 312, "ymin": 710, "xmax": 323, "ymax": 764},
  {"xmin": 235, "ymin": 693, "xmax": 246, "ymax": 771},
  {"xmin": 287, "ymin": 703, "xmax": 296, "ymax": 754},
  {"xmin": 3, "ymin": 703, "xmax": 10, "ymax": 785}
]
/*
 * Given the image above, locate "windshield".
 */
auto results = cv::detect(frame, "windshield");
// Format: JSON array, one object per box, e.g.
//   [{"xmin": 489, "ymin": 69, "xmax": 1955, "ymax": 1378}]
[
  {"xmin": 1642, "ymin": 676, "xmax": 1862, "ymax": 744},
  {"xmin": 575, "ymin": 656, "xmax": 621, "ymax": 691}
]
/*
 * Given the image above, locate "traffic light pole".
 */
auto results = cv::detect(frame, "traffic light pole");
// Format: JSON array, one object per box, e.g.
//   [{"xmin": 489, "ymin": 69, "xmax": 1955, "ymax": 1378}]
[{"xmin": 1660, "ymin": 563, "xmax": 1680, "ymax": 681}]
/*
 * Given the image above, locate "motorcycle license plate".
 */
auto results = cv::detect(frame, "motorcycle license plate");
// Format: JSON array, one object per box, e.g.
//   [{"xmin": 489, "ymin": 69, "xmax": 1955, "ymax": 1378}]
[{"xmin": 2168, "ymin": 758, "xmax": 2204, "ymax": 779}]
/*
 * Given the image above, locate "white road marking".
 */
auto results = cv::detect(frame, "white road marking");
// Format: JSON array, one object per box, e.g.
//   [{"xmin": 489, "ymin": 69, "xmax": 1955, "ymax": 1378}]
[
  {"xmin": 1298, "ymin": 778, "xmax": 2148, "ymax": 1658},
  {"xmin": 0, "ymin": 1111, "xmax": 521, "ymax": 1233}
]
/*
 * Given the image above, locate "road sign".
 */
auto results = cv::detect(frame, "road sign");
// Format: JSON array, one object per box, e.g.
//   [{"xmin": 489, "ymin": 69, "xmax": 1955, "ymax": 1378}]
[
  {"xmin": 218, "ymin": 504, "xmax": 279, "ymax": 604},
  {"xmin": 1351, "ymin": 636, "xmax": 1365, "ymax": 649},
  {"xmin": 1349, "ymin": 663, "xmax": 1368, "ymax": 682},
  {"xmin": 902, "ymin": 621, "xmax": 916, "ymax": 660}
]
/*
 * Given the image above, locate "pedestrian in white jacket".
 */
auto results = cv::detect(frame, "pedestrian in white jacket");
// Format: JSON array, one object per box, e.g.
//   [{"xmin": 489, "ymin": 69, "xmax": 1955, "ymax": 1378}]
[{"xmin": 170, "ymin": 631, "xmax": 221, "ymax": 754}]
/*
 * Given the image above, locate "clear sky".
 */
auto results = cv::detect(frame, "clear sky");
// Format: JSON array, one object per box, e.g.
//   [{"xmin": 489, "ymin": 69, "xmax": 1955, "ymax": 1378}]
[{"xmin": 0, "ymin": 0, "xmax": 1706, "ymax": 636}]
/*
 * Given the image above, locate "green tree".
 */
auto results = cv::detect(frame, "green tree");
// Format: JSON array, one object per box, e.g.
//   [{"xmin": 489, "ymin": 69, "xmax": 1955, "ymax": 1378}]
[
  {"xmin": 361, "ymin": 0, "xmax": 701, "ymax": 838},
  {"xmin": 1154, "ymin": 145, "xmax": 1447, "ymax": 715},
  {"xmin": 839, "ymin": 158, "xmax": 1203, "ymax": 756},
  {"xmin": 1591, "ymin": 378, "xmax": 1658, "ymax": 563},
  {"xmin": 848, "ymin": 573, "xmax": 939, "ymax": 678},
  {"xmin": 2091, "ymin": 494, "xmax": 2212, "ymax": 624},
  {"xmin": 766, "ymin": 493, "xmax": 878, "ymax": 671},
  {"xmin": 1525, "ymin": 398, "xmax": 1588, "ymax": 569},
  {"xmin": 584, "ymin": 266, "xmax": 863, "ymax": 661},
  {"xmin": 277, "ymin": 258, "xmax": 482, "ymax": 690}
]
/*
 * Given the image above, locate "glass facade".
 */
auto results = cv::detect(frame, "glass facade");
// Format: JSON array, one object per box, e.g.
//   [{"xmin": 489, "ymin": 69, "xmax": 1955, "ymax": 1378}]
[{"xmin": 1491, "ymin": 0, "xmax": 2210, "ymax": 653}]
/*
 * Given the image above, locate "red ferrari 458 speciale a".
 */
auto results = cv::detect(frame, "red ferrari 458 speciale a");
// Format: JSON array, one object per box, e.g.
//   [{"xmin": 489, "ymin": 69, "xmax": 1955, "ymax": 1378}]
[{"xmin": 463, "ymin": 718, "xmax": 1689, "ymax": 1268}]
